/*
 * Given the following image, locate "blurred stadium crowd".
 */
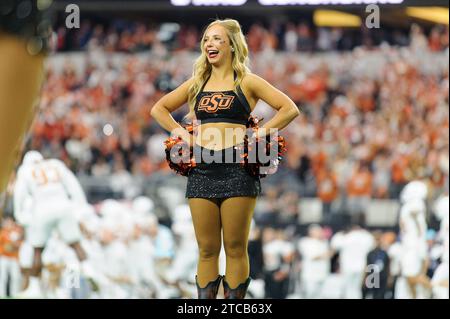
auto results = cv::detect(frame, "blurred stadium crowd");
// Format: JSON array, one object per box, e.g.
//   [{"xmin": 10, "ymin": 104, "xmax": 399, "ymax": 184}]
[
  {"xmin": 30, "ymin": 22, "xmax": 449, "ymax": 215},
  {"xmin": 54, "ymin": 19, "xmax": 449, "ymax": 53},
  {"xmin": 0, "ymin": 19, "xmax": 448, "ymax": 299}
]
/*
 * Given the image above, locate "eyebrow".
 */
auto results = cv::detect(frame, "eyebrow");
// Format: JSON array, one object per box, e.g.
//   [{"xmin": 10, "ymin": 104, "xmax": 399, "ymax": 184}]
[{"xmin": 204, "ymin": 34, "xmax": 222, "ymax": 39}]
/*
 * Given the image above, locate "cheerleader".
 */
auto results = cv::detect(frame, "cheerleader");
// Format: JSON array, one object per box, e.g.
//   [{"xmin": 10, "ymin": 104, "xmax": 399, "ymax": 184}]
[{"xmin": 151, "ymin": 19, "xmax": 300, "ymax": 299}]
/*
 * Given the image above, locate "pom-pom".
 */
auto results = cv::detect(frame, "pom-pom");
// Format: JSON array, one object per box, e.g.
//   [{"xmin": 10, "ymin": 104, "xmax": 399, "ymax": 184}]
[
  {"xmin": 163, "ymin": 123, "xmax": 196, "ymax": 176},
  {"xmin": 163, "ymin": 116, "xmax": 287, "ymax": 178},
  {"xmin": 238, "ymin": 115, "xmax": 288, "ymax": 178}
]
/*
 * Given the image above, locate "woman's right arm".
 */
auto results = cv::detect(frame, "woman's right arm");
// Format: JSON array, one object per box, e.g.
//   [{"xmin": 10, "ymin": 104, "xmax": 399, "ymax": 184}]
[{"xmin": 150, "ymin": 77, "xmax": 194, "ymax": 143}]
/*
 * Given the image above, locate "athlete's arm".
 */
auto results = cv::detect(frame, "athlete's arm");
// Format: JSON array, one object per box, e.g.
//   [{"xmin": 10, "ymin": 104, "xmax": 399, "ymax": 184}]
[
  {"xmin": 13, "ymin": 169, "xmax": 32, "ymax": 226},
  {"xmin": 411, "ymin": 210, "xmax": 422, "ymax": 237},
  {"xmin": 243, "ymin": 73, "xmax": 300, "ymax": 137},
  {"xmin": 58, "ymin": 162, "xmax": 87, "ymax": 205}
]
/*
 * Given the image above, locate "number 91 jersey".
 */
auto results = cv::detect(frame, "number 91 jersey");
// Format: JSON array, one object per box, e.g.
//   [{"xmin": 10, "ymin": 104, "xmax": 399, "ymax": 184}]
[
  {"xmin": 15, "ymin": 159, "xmax": 85, "ymax": 204},
  {"xmin": 13, "ymin": 158, "xmax": 85, "ymax": 246}
]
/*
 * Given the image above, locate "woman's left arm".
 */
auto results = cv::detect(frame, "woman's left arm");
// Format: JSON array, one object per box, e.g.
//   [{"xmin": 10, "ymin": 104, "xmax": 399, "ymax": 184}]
[{"xmin": 245, "ymin": 73, "xmax": 301, "ymax": 138}]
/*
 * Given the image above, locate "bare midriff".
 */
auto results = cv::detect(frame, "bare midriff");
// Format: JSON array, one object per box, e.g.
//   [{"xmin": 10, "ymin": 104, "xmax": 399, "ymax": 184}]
[{"xmin": 194, "ymin": 122, "xmax": 248, "ymax": 151}]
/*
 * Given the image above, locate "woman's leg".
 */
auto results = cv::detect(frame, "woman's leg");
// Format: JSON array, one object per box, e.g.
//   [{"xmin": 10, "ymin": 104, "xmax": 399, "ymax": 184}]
[
  {"xmin": 188, "ymin": 198, "xmax": 222, "ymax": 288},
  {"xmin": 0, "ymin": 32, "xmax": 45, "ymax": 192},
  {"xmin": 220, "ymin": 196, "xmax": 256, "ymax": 289}
]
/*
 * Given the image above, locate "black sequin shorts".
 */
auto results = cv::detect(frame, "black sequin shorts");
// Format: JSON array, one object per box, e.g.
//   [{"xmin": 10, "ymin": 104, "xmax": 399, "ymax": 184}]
[
  {"xmin": 0, "ymin": 0, "xmax": 54, "ymax": 55},
  {"xmin": 186, "ymin": 143, "xmax": 261, "ymax": 199}
]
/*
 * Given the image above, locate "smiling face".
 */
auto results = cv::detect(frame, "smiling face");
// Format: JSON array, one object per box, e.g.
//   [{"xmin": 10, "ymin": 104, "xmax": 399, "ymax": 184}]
[{"xmin": 203, "ymin": 24, "xmax": 233, "ymax": 66}]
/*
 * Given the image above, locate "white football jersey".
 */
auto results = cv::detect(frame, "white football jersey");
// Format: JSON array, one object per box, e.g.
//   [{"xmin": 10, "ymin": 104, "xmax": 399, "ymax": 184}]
[
  {"xmin": 14, "ymin": 159, "xmax": 87, "ymax": 224},
  {"xmin": 263, "ymin": 239, "xmax": 295, "ymax": 272},
  {"xmin": 332, "ymin": 229, "xmax": 375, "ymax": 274},
  {"xmin": 298, "ymin": 237, "xmax": 330, "ymax": 281},
  {"xmin": 399, "ymin": 199, "xmax": 427, "ymax": 245}
]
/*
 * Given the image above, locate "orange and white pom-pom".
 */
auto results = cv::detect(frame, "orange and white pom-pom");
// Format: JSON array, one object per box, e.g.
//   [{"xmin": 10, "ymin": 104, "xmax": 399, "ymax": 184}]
[
  {"xmin": 163, "ymin": 117, "xmax": 287, "ymax": 178},
  {"xmin": 238, "ymin": 116, "xmax": 288, "ymax": 178},
  {"xmin": 164, "ymin": 123, "xmax": 196, "ymax": 176}
]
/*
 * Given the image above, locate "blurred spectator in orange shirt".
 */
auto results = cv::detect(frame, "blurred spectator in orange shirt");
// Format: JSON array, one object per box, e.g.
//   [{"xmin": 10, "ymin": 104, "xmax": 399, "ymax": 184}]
[
  {"xmin": 390, "ymin": 152, "xmax": 410, "ymax": 198},
  {"xmin": 346, "ymin": 162, "xmax": 373, "ymax": 225},
  {"xmin": 0, "ymin": 217, "xmax": 23, "ymax": 297},
  {"xmin": 373, "ymin": 152, "xmax": 391, "ymax": 199},
  {"xmin": 316, "ymin": 164, "xmax": 339, "ymax": 222}
]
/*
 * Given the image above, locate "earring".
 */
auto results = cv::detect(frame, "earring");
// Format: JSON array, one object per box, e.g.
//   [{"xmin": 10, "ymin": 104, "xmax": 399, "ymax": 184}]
[{"xmin": 231, "ymin": 47, "xmax": 235, "ymax": 52}]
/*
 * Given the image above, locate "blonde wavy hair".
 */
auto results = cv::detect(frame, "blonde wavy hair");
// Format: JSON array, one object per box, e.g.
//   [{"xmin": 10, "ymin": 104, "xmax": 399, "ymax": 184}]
[{"xmin": 184, "ymin": 19, "xmax": 251, "ymax": 121}]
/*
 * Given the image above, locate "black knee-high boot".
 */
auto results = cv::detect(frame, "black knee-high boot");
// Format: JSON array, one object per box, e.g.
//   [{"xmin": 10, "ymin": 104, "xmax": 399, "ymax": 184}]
[
  {"xmin": 196, "ymin": 275, "xmax": 223, "ymax": 299},
  {"xmin": 223, "ymin": 277, "xmax": 251, "ymax": 299}
]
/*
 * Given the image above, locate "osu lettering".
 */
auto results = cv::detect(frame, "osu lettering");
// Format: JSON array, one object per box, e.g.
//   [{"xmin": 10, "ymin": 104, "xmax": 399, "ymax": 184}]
[{"xmin": 198, "ymin": 93, "xmax": 235, "ymax": 113}]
